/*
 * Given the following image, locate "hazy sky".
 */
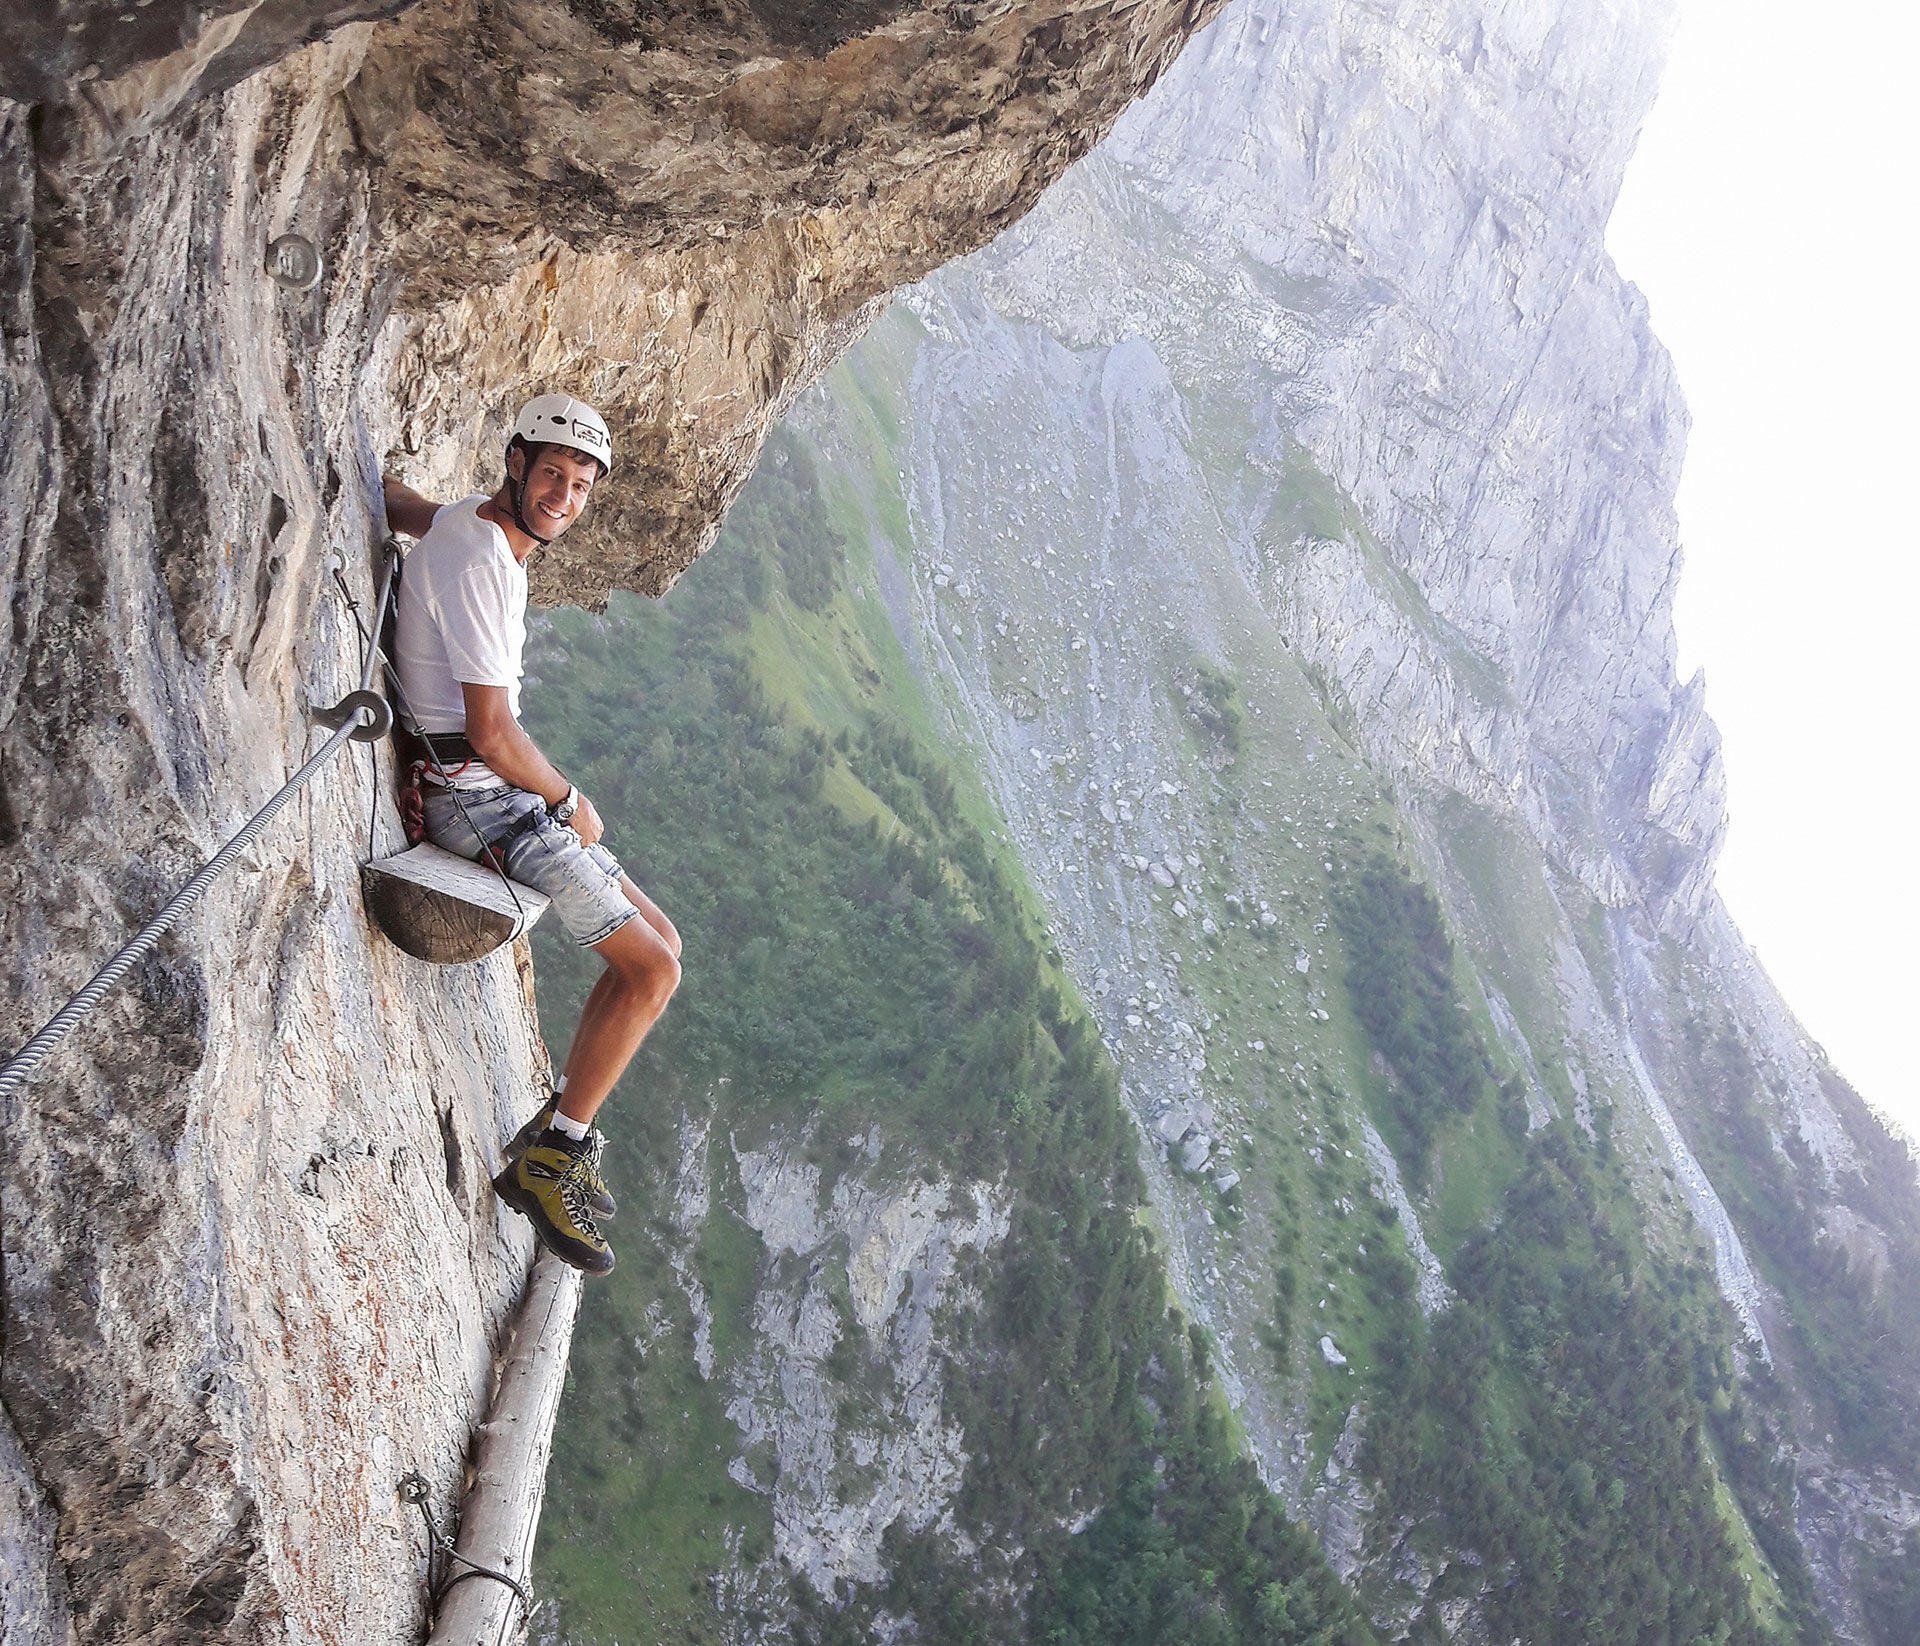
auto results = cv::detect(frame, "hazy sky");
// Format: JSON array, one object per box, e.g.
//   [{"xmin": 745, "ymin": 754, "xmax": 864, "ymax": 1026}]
[{"xmin": 1606, "ymin": 0, "xmax": 1918, "ymax": 1142}]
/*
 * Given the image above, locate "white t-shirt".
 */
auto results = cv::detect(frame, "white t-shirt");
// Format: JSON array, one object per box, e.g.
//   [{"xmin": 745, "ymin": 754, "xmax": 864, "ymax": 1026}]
[{"xmin": 393, "ymin": 496, "xmax": 527, "ymax": 788}]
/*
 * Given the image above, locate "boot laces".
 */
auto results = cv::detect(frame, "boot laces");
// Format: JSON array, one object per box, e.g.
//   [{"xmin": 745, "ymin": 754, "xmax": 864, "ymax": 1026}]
[
  {"xmin": 574, "ymin": 1130, "xmax": 611, "ymax": 1205},
  {"xmin": 558, "ymin": 1144, "xmax": 604, "ymax": 1237}
]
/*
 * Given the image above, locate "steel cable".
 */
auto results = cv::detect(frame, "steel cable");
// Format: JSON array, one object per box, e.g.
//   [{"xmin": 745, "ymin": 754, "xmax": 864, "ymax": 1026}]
[{"xmin": 0, "ymin": 709, "xmax": 373, "ymax": 1103}]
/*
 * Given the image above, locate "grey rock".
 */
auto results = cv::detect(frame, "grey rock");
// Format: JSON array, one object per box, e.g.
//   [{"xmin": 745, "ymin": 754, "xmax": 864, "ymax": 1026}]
[
  {"xmin": 1152, "ymin": 1106, "xmax": 1196, "ymax": 1145},
  {"xmin": 795, "ymin": 0, "xmax": 1919, "ymax": 1628},
  {"xmin": 723, "ymin": 1130, "xmax": 1010, "ymax": 1593},
  {"xmin": 0, "ymin": 0, "xmax": 1230, "ymax": 1634}
]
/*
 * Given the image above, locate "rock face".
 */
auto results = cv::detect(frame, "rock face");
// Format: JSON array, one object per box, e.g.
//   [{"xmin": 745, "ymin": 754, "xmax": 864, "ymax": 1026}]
[
  {"xmin": 971, "ymin": 0, "xmax": 1718, "ymax": 929},
  {"xmin": 719, "ymin": 1127, "xmax": 1008, "ymax": 1594},
  {"xmin": 784, "ymin": 0, "xmax": 1920, "ymax": 1632},
  {"xmin": 0, "ymin": 3, "xmax": 1224, "ymax": 1640}
]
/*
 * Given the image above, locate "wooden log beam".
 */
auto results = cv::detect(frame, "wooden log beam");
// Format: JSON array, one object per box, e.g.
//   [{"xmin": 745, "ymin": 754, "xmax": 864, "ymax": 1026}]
[{"xmin": 427, "ymin": 1252, "xmax": 583, "ymax": 1646}]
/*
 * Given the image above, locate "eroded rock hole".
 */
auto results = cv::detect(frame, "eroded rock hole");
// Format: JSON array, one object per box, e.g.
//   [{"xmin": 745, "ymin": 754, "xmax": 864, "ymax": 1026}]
[
  {"xmin": 439, "ymin": 1105, "xmax": 465, "ymax": 1203},
  {"xmin": 0, "ymin": 755, "xmax": 19, "ymax": 848}
]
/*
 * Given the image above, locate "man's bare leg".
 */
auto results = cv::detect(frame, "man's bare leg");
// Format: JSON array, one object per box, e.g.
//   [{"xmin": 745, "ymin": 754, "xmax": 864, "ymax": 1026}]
[
  {"xmin": 496, "ymin": 881, "xmax": 676, "ymax": 1275},
  {"xmin": 556, "ymin": 881, "xmax": 680, "ymax": 1127},
  {"xmin": 615, "ymin": 874, "xmax": 681, "ymax": 960}
]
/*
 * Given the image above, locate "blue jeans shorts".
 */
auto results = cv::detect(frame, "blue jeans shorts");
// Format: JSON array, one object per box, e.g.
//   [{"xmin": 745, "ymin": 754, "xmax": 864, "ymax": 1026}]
[{"xmin": 421, "ymin": 783, "xmax": 640, "ymax": 948}]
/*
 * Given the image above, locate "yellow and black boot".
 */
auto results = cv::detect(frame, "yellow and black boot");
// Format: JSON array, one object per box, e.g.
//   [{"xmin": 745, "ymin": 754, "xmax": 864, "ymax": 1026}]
[
  {"xmin": 504, "ymin": 1098, "xmax": 616, "ymax": 1220},
  {"xmin": 492, "ymin": 1131, "xmax": 615, "ymax": 1276}
]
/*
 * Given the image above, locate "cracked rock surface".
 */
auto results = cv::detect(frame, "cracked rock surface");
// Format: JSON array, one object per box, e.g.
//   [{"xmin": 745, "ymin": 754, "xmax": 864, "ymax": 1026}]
[{"xmin": 0, "ymin": 2, "xmax": 1220, "ymax": 1639}]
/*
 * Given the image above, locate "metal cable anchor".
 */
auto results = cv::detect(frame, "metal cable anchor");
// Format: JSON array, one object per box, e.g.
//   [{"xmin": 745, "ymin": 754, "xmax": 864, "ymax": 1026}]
[
  {"xmin": 397, "ymin": 1471, "xmax": 532, "ymax": 1617},
  {"xmin": 311, "ymin": 688, "xmax": 393, "ymax": 743}
]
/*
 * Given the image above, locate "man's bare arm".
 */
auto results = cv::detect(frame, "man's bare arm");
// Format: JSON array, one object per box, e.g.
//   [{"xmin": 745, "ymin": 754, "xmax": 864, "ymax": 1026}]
[
  {"xmin": 382, "ymin": 474, "xmax": 442, "ymax": 539},
  {"xmin": 461, "ymin": 682, "xmax": 606, "ymax": 846}
]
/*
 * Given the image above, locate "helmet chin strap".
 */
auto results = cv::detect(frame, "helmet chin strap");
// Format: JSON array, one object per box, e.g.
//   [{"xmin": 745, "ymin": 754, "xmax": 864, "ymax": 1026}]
[{"xmin": 507, "ymin": 445, "xmax": 555, "ymax": 547}]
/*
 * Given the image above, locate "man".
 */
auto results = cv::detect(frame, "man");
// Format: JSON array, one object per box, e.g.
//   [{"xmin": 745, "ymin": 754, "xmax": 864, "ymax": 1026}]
[{"xmin": 384, "ymin": 394, "xmax": 680, "ymax": 1277}]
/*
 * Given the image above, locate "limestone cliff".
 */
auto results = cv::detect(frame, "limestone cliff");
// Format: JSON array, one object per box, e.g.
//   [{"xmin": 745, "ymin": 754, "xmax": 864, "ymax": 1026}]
[
  {"xmin": 776, "ymin": 0, "xmax": 1920, "ymax": 1635},
  {"xmin": 0, "ymin": 3, "xmax": 1223, "ymax": 1640}
]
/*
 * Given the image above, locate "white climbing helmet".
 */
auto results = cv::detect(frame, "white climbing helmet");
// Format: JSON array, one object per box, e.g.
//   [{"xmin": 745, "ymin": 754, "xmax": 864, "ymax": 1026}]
[{"xmin": 511, "ymin": 393, "xmax": 613, "ymax": 477}]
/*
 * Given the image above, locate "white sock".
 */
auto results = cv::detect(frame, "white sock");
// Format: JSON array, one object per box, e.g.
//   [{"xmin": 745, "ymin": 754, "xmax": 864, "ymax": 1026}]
[
  {"xmin": 550, "ymin": 1109, "xmax": 590, "ymax": 1142},
  {"xmin": 552, "ymin": 1073, "xmax": 568, "ymax": 1098}
]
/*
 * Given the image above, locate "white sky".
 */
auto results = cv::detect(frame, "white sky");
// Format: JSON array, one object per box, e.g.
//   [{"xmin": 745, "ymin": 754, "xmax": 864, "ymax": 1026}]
[{"xmin": 1606, "ymin": 0, "xmax": 1919, "ymax": 1143}]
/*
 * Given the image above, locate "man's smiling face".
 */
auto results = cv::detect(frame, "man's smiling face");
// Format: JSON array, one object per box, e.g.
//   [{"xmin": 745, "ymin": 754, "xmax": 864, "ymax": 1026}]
[{"xmin": 512, "ymin": 443, "xmax": 600, "ymax": 540}]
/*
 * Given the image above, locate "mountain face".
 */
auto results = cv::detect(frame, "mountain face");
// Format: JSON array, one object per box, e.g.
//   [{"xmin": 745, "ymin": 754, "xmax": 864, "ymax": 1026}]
[
  {"xmin": 827, "ymin": 0, "xmax": 1920, "ymax": 1631},
  {"xmin": 5, "ymin": 0, "xmax": 1915, "ymax": 1640},
  {"xmin": 966, "ymin": 0, "xmax": 1715, "ymax": 926},
  {"xmin": 526, "ymin": 0, "xmax": 1920, "ymax": 1641},
  {"xmin": 0, "ymin": 4, "xmax": 1225, "ymax": 1641}
]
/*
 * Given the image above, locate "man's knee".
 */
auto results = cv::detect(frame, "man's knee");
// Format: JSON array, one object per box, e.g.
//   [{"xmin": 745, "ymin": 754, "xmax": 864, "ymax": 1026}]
[
  {"xmin": 600, "ymin": 917, "xmax": 680, "ymax": 1008},
  {"xmin": 648, "ymin": 945, "xmax": 683, "ymax": 1004},
  {"xmin": 641, "ymin": 906, "xmax": 682, "ymax": 964},
  {"xmin": 619, "ymin": 875, "xmax": 682, "ymax": 961}
]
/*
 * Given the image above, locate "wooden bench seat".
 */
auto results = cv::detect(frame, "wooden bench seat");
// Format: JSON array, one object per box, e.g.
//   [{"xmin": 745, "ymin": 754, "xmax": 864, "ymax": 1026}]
[{"xmin": 362, "ymin": 843, "xmax": 549, "ymax": 964}]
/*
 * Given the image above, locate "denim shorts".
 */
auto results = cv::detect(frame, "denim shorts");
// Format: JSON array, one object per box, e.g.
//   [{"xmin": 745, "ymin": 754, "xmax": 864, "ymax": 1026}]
[{"xmin": 421, "ymin": 783, "xmax": 639, "ymax": 948}]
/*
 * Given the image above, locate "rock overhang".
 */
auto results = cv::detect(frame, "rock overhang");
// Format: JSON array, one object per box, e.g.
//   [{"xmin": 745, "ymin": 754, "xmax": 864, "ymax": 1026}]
[
  {"xmin": 356, "ymin": 0, "xmax": 1232, "ymax": 602},
  {"xmin": 16, "ymin": 0, "xmax": 1231, "ymax": 605}
]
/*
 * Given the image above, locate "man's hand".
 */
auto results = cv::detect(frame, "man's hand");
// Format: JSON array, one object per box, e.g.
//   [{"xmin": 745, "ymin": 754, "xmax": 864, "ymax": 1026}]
[
  {"xmin": 462, "ymin": 682, "xmax": 606, "ymax": 844},
  {"xmin": 382, "ymin": 474, "xmax": 443, "ymax": 539},
  {"xmin": 568, "ymin": 791, "xmax": 607, "ymax": 848}
]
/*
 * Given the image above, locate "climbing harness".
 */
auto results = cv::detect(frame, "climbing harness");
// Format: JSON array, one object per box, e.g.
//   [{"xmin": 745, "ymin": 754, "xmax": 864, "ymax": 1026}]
[
  {"xmin": 406, "ymin": 731, "xmax": 483, "ymax": 765},
  {"xmin": 397, "ymin": 1470, "xmax": 532, "ymax": 1621},
  {"xmin": 331, "ymin": 542, "xmax": 531, "ymax": 923}
]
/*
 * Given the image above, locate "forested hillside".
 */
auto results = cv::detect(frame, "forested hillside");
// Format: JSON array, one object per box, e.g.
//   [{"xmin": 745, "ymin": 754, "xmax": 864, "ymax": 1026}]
[
  {"xmin": 518, "ymin": 410, "xmax": 1860, "ymax": 1643},
  {"xmin": 514, "ymin": 2, "xmax": 1920, "ymax": 1639},
  {"xmin": 524, "ymin": 432, "xmax": 1373, "ymax": 1646}
]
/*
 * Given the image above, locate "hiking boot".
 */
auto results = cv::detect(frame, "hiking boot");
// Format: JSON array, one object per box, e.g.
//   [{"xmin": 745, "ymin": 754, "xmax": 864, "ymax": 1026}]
[
  {"xmin": 505, "ymin": 1098, "xmax": 615, "ymax": 1220},
  {"xmin": 492, "ymin": 1132, "xmax": 615, "ymax": 1277}
]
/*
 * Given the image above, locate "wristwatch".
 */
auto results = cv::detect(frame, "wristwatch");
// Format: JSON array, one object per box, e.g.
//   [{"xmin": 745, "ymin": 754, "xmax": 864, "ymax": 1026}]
[{"xmin": 552, "ymin": 784, "xmax": 580, "ymax": 824}]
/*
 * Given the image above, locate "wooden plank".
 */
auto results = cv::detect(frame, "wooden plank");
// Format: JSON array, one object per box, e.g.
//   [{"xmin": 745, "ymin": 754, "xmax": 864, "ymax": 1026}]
[
  {"xmin": 427, "ymin": 1253, "xmax": 583, "ymax": 1646},
  {"xmin": 362, "ymin": 844, "xmax": 548, "ymax": 965}
]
